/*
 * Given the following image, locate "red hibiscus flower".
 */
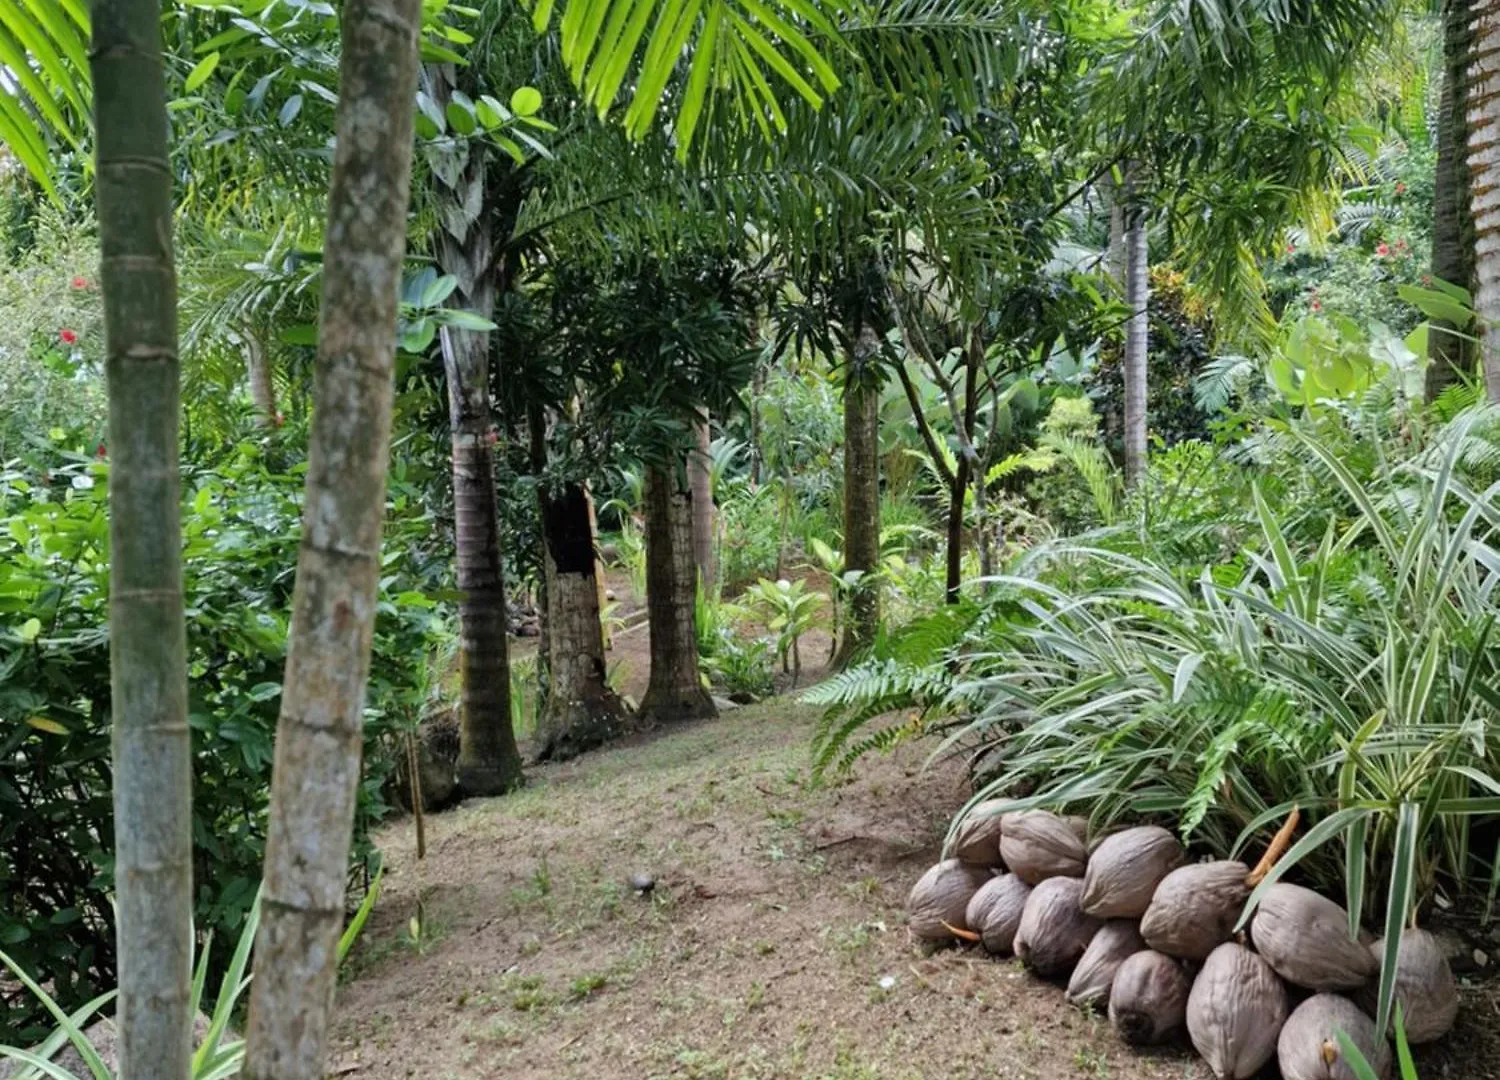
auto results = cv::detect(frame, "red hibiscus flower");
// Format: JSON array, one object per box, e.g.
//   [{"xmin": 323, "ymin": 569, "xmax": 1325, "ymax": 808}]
[
  {"xmin": 59, "ymin": 328, "xmax": 78, "ymax": 345},
  {"xmin": 95, "ymin": 444, "xmax": 107, "ymax": 459},
  {"xmin": 1311, "ymin": 300, "xmax": 1322, "ymax": 311},
  {"xmin": 1395, "ymin": 182, "xmax": 1407, "ymax": 195},
  {"xmin": 71, "ymin": 275, "xmax": 88, "ymax": 289},
  {"xmin": 1375, "ymin": 243, "xmax": 1390, "ymax": 257}
]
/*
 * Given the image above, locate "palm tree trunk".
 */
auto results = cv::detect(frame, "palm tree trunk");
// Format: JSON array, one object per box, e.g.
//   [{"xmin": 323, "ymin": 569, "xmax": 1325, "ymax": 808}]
[
  {"xmin": 1429, "ymin": 0, "xmax": 1477, "ymax": 401},
  {"xmin": 1122, "ymin": 195, "xmax": 1150, "ymax": 488},
  {"xmin": 445, "ymin": 324, "xmax": 523, "ymax": 792},
  {"xmin": 1470, "ymin": 0, "xmax": 1500, "ymax": 401},
  {"xmin": 536, "ymin": 481, "xmax": 633, "ymax": 759},
  {"xmin": 241, "ymin": 0, "xmax": 421, "ymax": 1075},
  {"xmin": 91, "ymin": 1, "xmax": 192, "ymax": 1075},
  {"xmin": 427, "ymin": 79, "xmax": 524, "ymax": 795},
  {"xmin": 640, "ymin": 463, "xmax": 716, "ymax": 723},
  {"xmin": 688, "ymin": 411, "xmax": 715, "ymax": 592},
  {"xmin": 245, "ymin": 332, "xmax": 278, "ymax": 427},
  {"xmin": 835, "ymin": 361, "xmax": 881, "ymax": 666}
]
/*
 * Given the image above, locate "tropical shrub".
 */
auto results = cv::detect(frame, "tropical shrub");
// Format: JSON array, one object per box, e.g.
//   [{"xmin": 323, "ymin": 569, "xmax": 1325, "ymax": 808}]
[{"xmin": 0, "ymin": 441, "xmax": 444, "ymax": 1038}]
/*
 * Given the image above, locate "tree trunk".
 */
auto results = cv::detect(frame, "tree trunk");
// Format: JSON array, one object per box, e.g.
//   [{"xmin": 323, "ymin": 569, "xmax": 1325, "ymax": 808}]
[
  {"xmin": 91, "ymin": 1, "xmax": 193, "ymax": 1076},
  {"xmin": 1430, "ymin": 0, "xmax": 1478, "ymax": 401},
  {"xmin": 640, "ymin": 463, "xmax": 716, "ymax": 723},
  {"xmin": 943, "ymin": 330, "xmax": 981, "ymax": 605},
  {"xmin": 1470, "ymin": 0, "xmax": 1500, "ymax": 401},
  {"xmin": 535, "ymin": 481, "xmax": 633, "ymax": 760},
  {"xmin": 1122, "ymin": 195, "xmax": 1150, "ymax": 489},
  {"xmin": 688, "ymin": 412, "xmax": 715, "ymax": 593},
  {"xmin": 241, "ymin": 0, "xmax": 421, "ymax": 1076},
  {"xmin": 446, "ymin": 323, "xmax": 523, "ymax": 794},
  {"xmin": 835, "ymin": 364, "xmax": 881, "ymax": 666},
  {"xmin": 428, "ymin": 75, "xmax": 524, "ymax": 796},
  {"xmin": 245, "ymin": 332, "xmax": 279, "ymax": 427},
  {"xmin": 1107, "ymin": 184, "xmax": 1127, "ymax": 287}
]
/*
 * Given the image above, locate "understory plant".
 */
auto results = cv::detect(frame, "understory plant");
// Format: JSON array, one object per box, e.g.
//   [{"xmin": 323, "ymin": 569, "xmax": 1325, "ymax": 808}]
[
  {"xmin": 0, "ymin": 863, "xmax": 382, "ymax": 1078},
  {"xmin": 745, "ymin": 577, "xmax": 826, "ymax": 684}
]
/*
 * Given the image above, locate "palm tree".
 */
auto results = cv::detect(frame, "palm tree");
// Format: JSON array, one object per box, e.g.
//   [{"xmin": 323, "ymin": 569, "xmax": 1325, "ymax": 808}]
[
  {"xmin": 90, "ymin": 0, "xmax": 193, "ymax": 1076},
  {"xmin": 1121, "ymin": 178, "xmax": 1148, "ymax": 489},
  {"xmin": 1470, "ymin": 0, "xmax": 1500, "ymax": 400},
  {"xmin": 1428, "ymin": 0, "xmax": 1476, "ymax": 401},
  {"xmin": 240, "ymin": 0, "xmax": 425, "ymax": 1073},
  {"xmin": 423, "ymin": 61, "xmax": 526, "ymax": 794}
]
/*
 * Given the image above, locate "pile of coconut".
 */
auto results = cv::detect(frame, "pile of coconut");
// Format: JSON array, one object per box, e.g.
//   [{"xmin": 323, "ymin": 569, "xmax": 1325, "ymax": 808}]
[{"xmin": 909, "ymin": 806, "xmax": 1458, "ymax": 1079}]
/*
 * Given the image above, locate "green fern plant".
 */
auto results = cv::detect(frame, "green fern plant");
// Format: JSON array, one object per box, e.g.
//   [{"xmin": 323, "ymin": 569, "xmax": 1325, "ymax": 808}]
[{"xmin": 803, "ymin": 600, "xmax": 982, "ymax": 780}]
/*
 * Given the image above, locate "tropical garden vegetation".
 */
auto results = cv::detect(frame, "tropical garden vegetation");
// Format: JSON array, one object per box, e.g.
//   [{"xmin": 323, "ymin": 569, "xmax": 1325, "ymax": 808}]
[{"xmin": 2, "ymin": 0, "xmax": 1500, "ymax": 1075}]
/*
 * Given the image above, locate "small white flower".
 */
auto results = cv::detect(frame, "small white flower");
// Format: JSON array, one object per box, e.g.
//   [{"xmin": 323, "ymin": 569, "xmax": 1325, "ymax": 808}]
[{"xmin": 878, "ymin": 975, "xmax": 896, "ymax": 991}]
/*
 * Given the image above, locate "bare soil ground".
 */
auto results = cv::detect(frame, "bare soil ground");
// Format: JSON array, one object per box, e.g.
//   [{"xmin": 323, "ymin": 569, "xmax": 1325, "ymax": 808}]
[{"xmin": 334, "ymin": 699, "xmax": 1500, "ymax": 1080}]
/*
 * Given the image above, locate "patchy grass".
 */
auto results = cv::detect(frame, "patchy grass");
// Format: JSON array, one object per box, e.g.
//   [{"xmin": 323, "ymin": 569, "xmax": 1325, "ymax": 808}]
[{"xmin": 333, "ymin": 697, "xmax": 1217, "ymax": 1079}]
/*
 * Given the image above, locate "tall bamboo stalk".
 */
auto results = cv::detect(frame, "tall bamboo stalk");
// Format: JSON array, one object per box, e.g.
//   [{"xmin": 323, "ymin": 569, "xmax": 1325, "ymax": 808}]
[
  {"xmin": 242, "ymin": 0, "xmax": 422, "ymax": 1073},
  {"xmin": 91, "ymin": 0, "xmax": 193, "ymax": 1076}
]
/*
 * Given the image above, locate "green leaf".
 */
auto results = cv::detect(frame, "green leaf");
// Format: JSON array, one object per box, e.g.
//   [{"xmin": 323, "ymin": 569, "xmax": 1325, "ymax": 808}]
[
  {"xmin": 510, "ymin": 86, "xmax": 543, "ymax": 117},
  {"xmin": 420, "ymin": 273, "xmax": 460, "ymax": 309},
  {"xmin": 1335, "ymin": 1032, "xmax": 1385, "ymax": 1080},
  {"xmin": 1235, "ymin": 807, "xmax": 1374, "ymax": 931},
  {"xmin": 1374, "ymin": 803, "xmax": 1420, "ymax": 1036},
  {"xmin": 1397, "ymin": 285, "xmax": 1473, "ymax": 327},
  {"xmin": 280, "ymin": 324, "xmax": 319, "ymax": 346},
  {"xmin": 445, "ymin": 97, "xmax": 476, "ymax": 136},
  {"xmin": 475, "ymin": 94, "xmax": 508, "ymax": 129},
  {"xmin": 18, "ymin": 617, "xmax": 41, "ymax": 641},
  {"xmin": 278, "ymin": 93, "xmax": 303, "ymax": 126},
  {"xmin": 186, "ymin": 50, "xmax": 220, "ymax": 92},
  {"xmin": 26, "ymin": 717, "xmax": 68, "ymax": 735},
  {"xmin": 435, "ymin": 309, "xmax": 498, "ymax": 331}
]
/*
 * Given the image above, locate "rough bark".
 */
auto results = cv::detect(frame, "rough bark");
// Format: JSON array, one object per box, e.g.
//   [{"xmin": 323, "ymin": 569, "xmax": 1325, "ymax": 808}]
[
  {"xmin": 535, "ymin": 482, "xmax": 633, "ymax": 760},
  {"xmin": 427, "ymin": 78, "xmax": 523, "ymax": 795},
  {"xmin": 1470, "ymin": 0, "xmax": 1500, "ymax": 401},
  {"xmin": 245, "ymin": 332, "xmax": 278, "ymax": 427},
  {"xmin": 241, "ymin": 0, "xmax": 421, "ymax": 1076},
  {"xmin": 688, "ymin": 412, "xmax": 715, "ymax": 592},
  {"xmin": 91, "ymin": 1, "xmax": 193, "ymax": 1076},
  {"xmin": 1430, "ymin": 0, "xmax": 1478, "ymax": 401},
  {"xmin": 1122, "ymin": 193, "xmax": 1150, "ymax": 489},
  {"xmin": 640, "ymin": 464, "xmax": 716, "ymax": 724},
  {"xmin": 835, "ymin": 366, "xmax": 881, "ymax": 666}
]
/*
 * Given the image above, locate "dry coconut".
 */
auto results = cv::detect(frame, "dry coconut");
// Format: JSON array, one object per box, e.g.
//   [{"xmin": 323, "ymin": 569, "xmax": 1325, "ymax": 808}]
[
  {"xmin": 1109, "ymin": 949, "xmax": 1193, "ymax": 1045},
  {"xmin": 1140, "ymin": 860, "xmax": 1250, "ymax": 960},
  {"xmin": 1361, "ymin": 929, "xmax": 1458, "ymax": 1044},
  {"xmin": 907, "ymin": 859, "xmax": 991, "ymax": 942},
  {"xmin": 1187, "ymin": 942, "xmax": 1289, "ymax": 1080},
  {"xmin": 1277, "ymin": 994, "xmax": 1391, "ymax": 1080},
  {"xmin": 965, "ymin": 873, "xmax": 1032, "ymax": 955},
  {"xmin": 948, "ymin": 799, "xmax": 1007, "ymax": 867},
  {"xmin": 1014, "ymin": 876, "xmax": 1101, "ymax": 977},
  {"xmin": 1081, "ymin": 826, "xmax": 1185, "ymax": 918},
  {"xmin": 1000, "ymin": 810, "xmax": 1087, "ymax": 885},
  {"xmin": 1250, "ymin": 883, "xmax": 1378, "ymax": 991},
  {"xmin": 1066, "ymin": 919, "xmax": 1145, "ymax": 1008}
]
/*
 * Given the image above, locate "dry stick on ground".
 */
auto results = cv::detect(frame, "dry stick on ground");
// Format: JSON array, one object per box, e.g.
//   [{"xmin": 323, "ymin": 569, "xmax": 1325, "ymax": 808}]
[
  {"xmin": 241, "ymin": 0, "xmax": 422, "ymax": 1074},
  {"xmin": 92, "ymin": 0, "xmax": 195, "ymax": 1074}
]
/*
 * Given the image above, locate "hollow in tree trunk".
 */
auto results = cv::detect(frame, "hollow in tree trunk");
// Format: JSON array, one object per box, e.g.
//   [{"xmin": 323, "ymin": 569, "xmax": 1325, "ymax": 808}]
[
  {"xmin": 1122, "ymin": 194, "xmax": 1150, "ymax": 489},
  {"xmin": 535, "ymin": 482, "xmax": 634, "ymax": 760},
  {"xmin": 242, "ymin": 0, "xmax": 422, "ymax": 1075},
  {"xmin": 835, "ymin": 369, "xmax": 881, "ymax": 666},
  {"xmin": 91, "ymin": 0, "xmax": 193, "ymax": 1075},
  {"xmin": 1470, "ymin": 0, "xmax": 1500, "ymax": 401},
  {"xmin": 688, "ymin": 411, "xmax": 715, "ymax": 592},
  {"xmin": 1430, "ymin": 0, "xmax": 1477, "ymax": 401},
  {"xmin": 640, "ymin": 464, "xmax": 716, "ymax": 723}
]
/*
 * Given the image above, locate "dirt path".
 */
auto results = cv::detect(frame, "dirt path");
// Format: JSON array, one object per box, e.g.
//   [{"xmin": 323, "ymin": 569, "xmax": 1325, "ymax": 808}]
[
  {"xmin": 333, "ymin": 700, "xmax": 1210, "ymax": 1079},
  {"xmin": 332, "ymin": 700, "xmax": 1499, "ymax": 1080}
]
